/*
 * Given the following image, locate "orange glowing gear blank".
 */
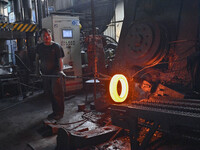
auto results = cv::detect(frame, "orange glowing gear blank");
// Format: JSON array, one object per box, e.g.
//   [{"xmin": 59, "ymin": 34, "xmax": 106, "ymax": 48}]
[{"xmin": 109, "ymin": 74, "xmax": 129, "ymax": 103}]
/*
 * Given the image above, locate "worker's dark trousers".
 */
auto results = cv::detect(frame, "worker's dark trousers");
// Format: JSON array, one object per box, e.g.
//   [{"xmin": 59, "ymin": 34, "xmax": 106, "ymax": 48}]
[{"xmin": 43, "ymin": 75, "xmax": 65, "ymax": 116}]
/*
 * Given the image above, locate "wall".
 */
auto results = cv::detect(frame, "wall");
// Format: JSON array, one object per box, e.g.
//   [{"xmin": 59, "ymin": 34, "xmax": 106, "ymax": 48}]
[
  {"xmin": 49, "ymin": 0, "xmax": 74, "ymax": 11},
  {"xmin": 104, "ymin": 0, "xmax": 124, "ymax": 41}
]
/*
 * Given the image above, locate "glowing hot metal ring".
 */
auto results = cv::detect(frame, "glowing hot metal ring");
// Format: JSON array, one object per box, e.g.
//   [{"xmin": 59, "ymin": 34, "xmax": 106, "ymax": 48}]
[{"xmin": 109, "ymin": 74, "xmax": 129, "ymax": 103}]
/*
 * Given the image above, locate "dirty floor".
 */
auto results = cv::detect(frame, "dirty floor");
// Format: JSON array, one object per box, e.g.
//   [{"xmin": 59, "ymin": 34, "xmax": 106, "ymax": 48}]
[
  {"xmin": 1, "ymin": 92, "xmax": 200, "ymax": 150},
  {"xmin": 0, "ymin": 91, "xmax": 100, "ymax": 150}
]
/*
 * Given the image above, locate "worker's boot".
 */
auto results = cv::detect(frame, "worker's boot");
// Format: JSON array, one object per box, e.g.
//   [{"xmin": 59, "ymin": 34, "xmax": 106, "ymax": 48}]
[
  {"xmin": 47, "ymin": 113, "xmax": 55, "ymax": 119},
  {"xmin": 47, "ymin": 113, "xmax": 63, "ymax": 120},
  {"xmin": 52, "ymin": 114, "xmax": 63, "ymax": 120}
]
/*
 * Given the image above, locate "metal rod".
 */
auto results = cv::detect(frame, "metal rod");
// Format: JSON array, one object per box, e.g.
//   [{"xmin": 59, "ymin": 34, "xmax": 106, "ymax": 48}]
[
  {"xmin": 110, "ymin": 20, "xmax": 124, "ymax": 24},
  {"xmin": 29, "ymin": 74, "xmax": 110, "ymax": 80},
  {"xmin": 91, "ymin": 0, "xmax": 97, "ymax": 104}
]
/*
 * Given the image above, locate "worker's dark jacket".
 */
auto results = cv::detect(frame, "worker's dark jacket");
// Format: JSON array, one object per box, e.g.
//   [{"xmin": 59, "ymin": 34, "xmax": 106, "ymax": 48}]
[
  {"xmin": 36, "ymin": 42, "xmax": 64, "ymax": 75},
  {"xmin": 36, "ymin": 42, "xmax": 65, "ymax": 116}
]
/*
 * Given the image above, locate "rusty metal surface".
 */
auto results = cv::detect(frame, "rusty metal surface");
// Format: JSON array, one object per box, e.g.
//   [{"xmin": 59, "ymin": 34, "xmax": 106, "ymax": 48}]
[
  {"xmin": 110, "ymin": 99, "xmax": 200, "ymax": 149},
  {"xmin": 56, "ymin": 125, "xmax": 120, "ymax": 149},
  {"xmin": 111, "ymin": 98, "xmax": 200, "ymax": 130},
  {"xmin": 97, "ymin": 136, "xmax": 131, "ymax": 150},
  {"xmin": 123, "ymin": 21, "xmax": 167, "ymax": 66},
  {"xmin": 154, "ymin": 84, "xmax": 184, "ymax": 98}
]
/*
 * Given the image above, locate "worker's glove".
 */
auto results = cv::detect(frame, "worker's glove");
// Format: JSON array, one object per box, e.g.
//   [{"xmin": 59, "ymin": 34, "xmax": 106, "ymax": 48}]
[
  {"xmin": 59, "ymin": 71, "xmax": 66, "ymax": 78},
  {"xmin": 35, "ymin": 71, "xmax": 42, "ymax": 77}
]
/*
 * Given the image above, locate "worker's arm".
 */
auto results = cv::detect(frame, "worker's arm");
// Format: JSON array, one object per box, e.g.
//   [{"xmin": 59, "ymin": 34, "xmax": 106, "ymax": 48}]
[
  {"xmin": 59, "ymin": 58, "xmax": 66, "ymax": 77},
  {"xmin": 57, "ymin": 44, "xmax": 66, "ymax": 76},
  {"xmin": 59, "ymin": 58, "xmax": 63, "ymax": 71}
]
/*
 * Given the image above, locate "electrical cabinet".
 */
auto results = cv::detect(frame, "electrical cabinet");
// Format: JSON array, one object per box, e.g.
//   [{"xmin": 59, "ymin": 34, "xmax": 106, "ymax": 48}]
[{"xmin": 42, "ymin": 14, "xmax": 82, "ymax": 92}]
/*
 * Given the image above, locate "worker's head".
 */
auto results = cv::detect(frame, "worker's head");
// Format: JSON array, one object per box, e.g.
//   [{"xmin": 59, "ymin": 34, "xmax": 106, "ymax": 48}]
[{"xmin": 41, "ymin": 28, "xmax": 52, "ymax": 45}]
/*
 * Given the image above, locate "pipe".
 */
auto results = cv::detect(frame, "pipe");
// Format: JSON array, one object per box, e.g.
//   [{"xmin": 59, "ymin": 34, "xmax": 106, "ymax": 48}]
[
  {"xmin": 44, "ymin": 0, "xmax": 49, "ymax": 17},
  {"xmin": 22, "ymin": 0, "xmax": 33, "ymax": 23},
  {"xmin": 90, "ymin": 0, "xmax": 97, "ymax": 105},
  {"xmin": 0, "ymin": 3, "xmax": 4, "ymax": 16},
  {"xmin": 34, "ymin": 0, "xmax": 38, "ymax": 24},
  {"xmin": 37, "ymin": 0, "xmax": 42, "ymax": 29},
  {"xmin": 0, "ymin": 0, "xmax": 8, "ymax": 21},
  {"xmin": 42, "ymin": 0, "xmax": 47, "ymax": 18},
  {"xmin": 13, "ymin": 0, "xmax": 23, "ymax": 22}
]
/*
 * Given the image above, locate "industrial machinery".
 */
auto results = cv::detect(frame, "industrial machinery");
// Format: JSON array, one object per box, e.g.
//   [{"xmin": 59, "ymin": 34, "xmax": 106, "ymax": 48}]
[
  {"xmin": 0, "ymin": 0, "xmax": 118, "ymax": 99},
  {"xmin": 108, "ymin": 0, "xmax": 200, "ymax": 149},
  {"xmin": 111, "ymin": 0, "xmax": 200, "ymax": 92},
  {"xmin": 110, "ymin": 0, "xmax": 200, "ymax": 104},
  {"xmin": 42, "ymin": 14, "xmax": 83, "ymax": 92},
  {"xmin": 0, "ymin": 0, "xmax": 43, "ymax": 99}
]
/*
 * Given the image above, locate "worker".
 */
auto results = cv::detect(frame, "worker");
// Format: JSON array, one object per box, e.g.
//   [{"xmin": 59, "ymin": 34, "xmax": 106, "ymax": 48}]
[{"xmin": 35, "ymin": 28, "xmax": 65, "ymax": 120}]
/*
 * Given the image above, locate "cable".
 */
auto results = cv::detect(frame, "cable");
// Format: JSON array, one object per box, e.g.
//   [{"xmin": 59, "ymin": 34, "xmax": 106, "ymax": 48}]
[
  {"xmin": 14, "ymin": 53, "xmax": 31, "ymax": 72},
  {"xmin": 131, "ymin": 43, "xmax": 197, "ymax": 79},
  {"xmin": 47, "ymin": 119, "xmax": 87, "ymax": 126},
  {"xmin": 54, "ymin": 119, "xmax": 88, "ymax": 132},
  {"xmin": 68, "ymin": 120, "xmax": 88, "ymax": 131},
  {"xmin": 19, "ymin": 82, "xmax": 41, "ymax": 90},
  {"xmin": 132, "ymin": 62, "xmax": 161, "ymax": 78},
  {"xmin": 103, "ymin": 35, "xmax": 118, "ymax": 44},
  {"xmin": 61, "ymin": 119, "xmax": 87, "ymax": 126},
  {"xmin": 0, "ymin": 52, "xmax": 31, "ymax": 72}
]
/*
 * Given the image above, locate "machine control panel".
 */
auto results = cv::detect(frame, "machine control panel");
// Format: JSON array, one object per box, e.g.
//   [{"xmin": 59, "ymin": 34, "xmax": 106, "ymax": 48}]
[{"xmin": 61, "ymin": 40, "xmax": 76, "ymax": 47}]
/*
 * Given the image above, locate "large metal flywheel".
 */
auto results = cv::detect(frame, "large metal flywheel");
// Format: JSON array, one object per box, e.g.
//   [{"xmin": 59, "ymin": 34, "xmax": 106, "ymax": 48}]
[{"xmin": 124, "ymin": 21, "xmax": 168, "ymax": 66}]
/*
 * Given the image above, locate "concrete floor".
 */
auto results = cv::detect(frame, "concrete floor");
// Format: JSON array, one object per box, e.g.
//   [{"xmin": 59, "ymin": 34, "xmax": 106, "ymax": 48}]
[
  {"xmin": 1, "ymin": 91, "xmax": 200, "ymax": 150},
  {"xmin": 0, "ymin": 91, "xmax": 98, "ymax": 150}
]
